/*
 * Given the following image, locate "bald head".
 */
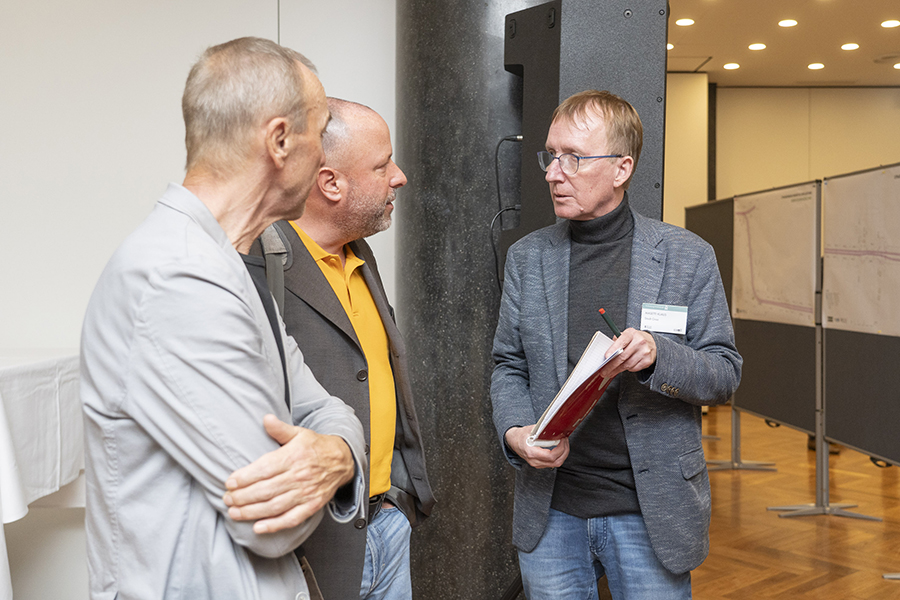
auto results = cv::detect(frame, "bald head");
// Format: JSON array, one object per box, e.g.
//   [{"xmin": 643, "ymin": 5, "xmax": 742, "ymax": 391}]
[
  {"xmin": 298, "ymin": 98, "xmax": 407, "ymax": 252},
  {"xmin": 320, "ymin": 98, "xmax": 380, "ymax": 168}
]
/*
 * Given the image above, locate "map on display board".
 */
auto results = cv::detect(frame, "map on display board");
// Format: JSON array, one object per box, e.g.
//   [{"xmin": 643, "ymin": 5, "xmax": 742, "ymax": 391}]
[
  {"xmin": 731, "ymin": 182, "xmax": 819, "ymax": 327},
  {"xmin": 822, "ymin": 163, "xmax": 900, "ymax": 337}
]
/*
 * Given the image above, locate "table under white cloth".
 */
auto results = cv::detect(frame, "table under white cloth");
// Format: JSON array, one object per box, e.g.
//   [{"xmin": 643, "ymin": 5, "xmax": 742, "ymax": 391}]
[{"xmin": 0, "ymin": 351, "xmax": 82, "ymax": 599}]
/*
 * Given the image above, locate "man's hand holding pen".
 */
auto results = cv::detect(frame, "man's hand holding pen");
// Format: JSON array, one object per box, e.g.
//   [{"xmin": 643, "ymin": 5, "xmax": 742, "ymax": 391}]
[
  {"xmin": 598, "ymin": 309, "xmax": 656, "ymax": 378},
  {"xmin": 600, "ymin": 328, "xmax": 657, "ymax": 378}
]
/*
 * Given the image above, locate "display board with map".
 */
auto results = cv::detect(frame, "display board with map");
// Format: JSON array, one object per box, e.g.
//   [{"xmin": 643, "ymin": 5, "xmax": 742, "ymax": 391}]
[
  {"xmin": 731, "ymin": 182, "xmax": 820, "ymax": 327},
  {"xmin": 686, "ymin": 168, "xmax": 900, "ymax": 463},
  {"xmin": 821, "ymin": 163, "xmax": 900, "ymax": 462},
  {"xmin": 822, "ymin": 163, "xmax": 900, "ymax": 337}
]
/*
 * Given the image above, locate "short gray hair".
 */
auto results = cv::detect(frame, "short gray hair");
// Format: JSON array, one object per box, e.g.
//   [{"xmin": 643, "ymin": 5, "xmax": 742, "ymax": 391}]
[{"xmin": 182, "ymin": 37, "xmax": 316, "ymax": 173}]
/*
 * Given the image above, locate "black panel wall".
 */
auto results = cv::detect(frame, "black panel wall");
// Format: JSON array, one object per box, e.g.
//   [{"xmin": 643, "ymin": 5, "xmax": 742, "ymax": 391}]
[
  {"xmin": 824, "ymin": 329, "xmax": 900, "ymax": 463},
  {"xmin": 685, "ymin": 198, "xmax": 733, "ymax": 309},
  {"xmin": 501, "ymin": 0, "xmax": 668, "ymax": 254},
  {"xmin": 733, "ymin": 319, "xmax": 817, "ymax": 433}
]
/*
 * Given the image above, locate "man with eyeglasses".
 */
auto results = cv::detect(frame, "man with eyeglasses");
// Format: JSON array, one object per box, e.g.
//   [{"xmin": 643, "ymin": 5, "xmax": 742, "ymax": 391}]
[{"xmin": 491, "ymin": 90, "xmax": 741, "ymax": 599}]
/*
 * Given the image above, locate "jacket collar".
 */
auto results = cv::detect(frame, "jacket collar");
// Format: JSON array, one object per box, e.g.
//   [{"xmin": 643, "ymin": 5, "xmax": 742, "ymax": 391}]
[
  {"xmin": 542, "ymin": 206, "xmax": 667, "ymax": 387},
  {"xmin": 159, "ymin": 183, "xmax": 233, "ymax": 251}
]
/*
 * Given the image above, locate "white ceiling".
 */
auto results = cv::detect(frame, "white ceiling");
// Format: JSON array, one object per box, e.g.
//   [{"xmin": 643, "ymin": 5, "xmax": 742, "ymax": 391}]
[{"xmin": 667, "ymin": 0, "xmax": 900, "ymax": 87}]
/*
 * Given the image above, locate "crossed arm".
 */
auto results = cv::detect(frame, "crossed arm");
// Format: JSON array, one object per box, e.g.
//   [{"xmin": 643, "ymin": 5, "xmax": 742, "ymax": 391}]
[
  {"xmin": 222, "ymin": 322, "xmax": 367, "ymax": 534},
  {"xmin": 131, "ymin": 258, "xmax": 364, "ymax": 548},
  {"xmin": 223, "ymin": 414, "xmax": 356, "ymax": 534}
]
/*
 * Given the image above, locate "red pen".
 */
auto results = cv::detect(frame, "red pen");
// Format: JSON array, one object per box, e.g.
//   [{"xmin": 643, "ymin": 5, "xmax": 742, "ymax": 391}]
[{"xmin": 598, "ymin": 308, "xmax": 622, "ymax": 338}]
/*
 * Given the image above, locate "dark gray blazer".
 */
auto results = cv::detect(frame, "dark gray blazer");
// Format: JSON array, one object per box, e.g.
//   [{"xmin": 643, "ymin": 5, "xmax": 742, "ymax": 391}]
[
  {"xmin": 491, "ymin": 208, "xmax": 741, "ymax": 575},
  {"xmin": 273, "ymin": 221, "xmax": 435, "ymax": 599}
]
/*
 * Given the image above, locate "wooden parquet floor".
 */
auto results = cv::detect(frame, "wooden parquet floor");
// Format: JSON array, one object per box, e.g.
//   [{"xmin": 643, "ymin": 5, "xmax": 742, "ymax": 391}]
[{"xmin": 695, "ymin": 405, "xmax": 900, "ymax": 599}]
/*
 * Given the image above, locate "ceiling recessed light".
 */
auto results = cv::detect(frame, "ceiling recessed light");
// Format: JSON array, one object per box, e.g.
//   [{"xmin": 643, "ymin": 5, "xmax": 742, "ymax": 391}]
[
  {"xmin": 724, "ymin": 63, "xmax": 740, "ymax": 70},
  {"xmin": 808, "ymin": 63, "xmax": 825, "ymax": 70},
  {"xmin": 779, "ymin": 19, "xmax": 798, "ymax": 27},
  {"xmin": 667, "ymin": 43, "xmax": 674, "ymax": 50},
  {"xmin": 882, "ymin": 20, "xmax": 900, "ymax": 28},
  {"xmin": 841, "ymin": 43, "xmax": 859, "ymax": 50},
  {"xmin": 749, "ymin": 43, "xmax": 766, "ymax": 50},
  {"xmin": 675, "ymin": 18, "xmax": 694, "ymax": 26}
]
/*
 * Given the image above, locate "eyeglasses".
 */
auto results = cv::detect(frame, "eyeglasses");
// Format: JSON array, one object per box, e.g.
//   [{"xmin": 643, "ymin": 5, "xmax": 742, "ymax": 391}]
[{"xmin": 537, "ymin": 151, "xmax": 623, "ymax": 175}]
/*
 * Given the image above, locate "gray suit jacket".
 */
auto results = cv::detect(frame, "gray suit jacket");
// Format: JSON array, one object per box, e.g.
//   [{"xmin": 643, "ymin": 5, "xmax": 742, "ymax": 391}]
[
  {"xmin": 491, "ymin": 208, "xmax": 741, "ymax": 575},
  {"xmin": 81, "ymin": 184, "xmax": 366, "ymax": 599},
  {"xmin": 270, "ymin": 221, "xmax": 435, "ymax": 599}
]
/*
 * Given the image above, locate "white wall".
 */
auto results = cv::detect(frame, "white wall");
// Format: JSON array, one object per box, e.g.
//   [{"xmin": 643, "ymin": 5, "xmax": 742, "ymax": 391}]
[
  {"xmin": 281, "ymin": 1, "xmax": 399, "ymax": 299},
  {"xmin": 716, "ymin": 87, "xmax": 900, "ymax": 200},
  {"xmin": 0, "ymin": 1, "xmax": 397, "ymax": 597},
  {"xmin": 0, "ymin": 0, "xmax": 277, "ymax": 353},
  {"xmin": 663, "ymin": 73, "xmax": 708, "ymax": 228},
  {"xmin": 0, "ymin": 0, "xmax": 401, "ymax": 355}
]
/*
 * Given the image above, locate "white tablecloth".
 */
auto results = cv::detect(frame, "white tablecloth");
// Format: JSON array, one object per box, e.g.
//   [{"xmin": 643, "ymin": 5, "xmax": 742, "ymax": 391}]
[{"xmin": 0, "ymin": 351, "xmax": 82, "ymax": 599}]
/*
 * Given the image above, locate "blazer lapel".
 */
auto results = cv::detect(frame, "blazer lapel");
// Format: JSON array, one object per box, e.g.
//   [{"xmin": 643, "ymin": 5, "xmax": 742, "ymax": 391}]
[
  {"xmin": 351, "ymin": 241, "xmax": 405, "ymax": 357},
  {"xmin": 543, "ymin": 223, "xmax": 571, "ymax": 389},
  {"xmin": 626, "ymin": 210, "xmax": 666, "ymax": 328},
  {"xmin": 283, "ymin": 228, "xmax": 362, "ymax": 350}
]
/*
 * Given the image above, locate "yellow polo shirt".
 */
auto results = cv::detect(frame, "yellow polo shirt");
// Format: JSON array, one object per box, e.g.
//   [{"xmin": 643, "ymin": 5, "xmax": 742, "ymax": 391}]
[{"xmin": 291, "ymin": 223, "xmax": 396, "ymax": 497}]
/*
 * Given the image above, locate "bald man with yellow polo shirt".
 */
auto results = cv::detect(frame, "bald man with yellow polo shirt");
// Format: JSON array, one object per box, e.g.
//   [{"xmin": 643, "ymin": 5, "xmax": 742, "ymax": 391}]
[{"xmin": 249, "ymin": 98, "xmax": 434, "ymax": 600}]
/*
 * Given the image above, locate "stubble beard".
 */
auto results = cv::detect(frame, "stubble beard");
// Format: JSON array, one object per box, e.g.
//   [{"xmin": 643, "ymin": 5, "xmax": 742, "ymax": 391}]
[{"xmin": 344, "ymin": 187, "xmax": 395, "ymax": 240}]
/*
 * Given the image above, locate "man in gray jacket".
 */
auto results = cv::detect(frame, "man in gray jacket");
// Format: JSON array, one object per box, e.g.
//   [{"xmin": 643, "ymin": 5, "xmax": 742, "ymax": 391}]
[
  {"xmin": 81, "ymin": 38, "xmax": 365, "ymax": 600},
  {"xmin": 491, "ymin": 90, "xmax": 741, "ymax": 599}
]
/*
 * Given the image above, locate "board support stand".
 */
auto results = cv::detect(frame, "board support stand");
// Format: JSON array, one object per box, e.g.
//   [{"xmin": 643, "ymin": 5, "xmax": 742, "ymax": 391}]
[
  {"xmin": 707, "ymin": 404, "xmax": 776, "ymax": 471},
  {"xmin": 767, "ymin": 325, "xmax": 880, "ymax": 520}
]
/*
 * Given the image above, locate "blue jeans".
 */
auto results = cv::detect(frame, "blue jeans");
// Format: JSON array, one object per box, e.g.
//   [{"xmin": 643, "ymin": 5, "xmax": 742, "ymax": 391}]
[
  {"xmin": 518, "ymin": 509, "xmax": 691, "ymax": 600},
  {"xmin": 360, "ymin": 505, "xmax": 412, "ymax": 600}
]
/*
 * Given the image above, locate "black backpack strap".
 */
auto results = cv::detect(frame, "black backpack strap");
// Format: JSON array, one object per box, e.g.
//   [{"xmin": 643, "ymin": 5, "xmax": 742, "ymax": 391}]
[{"xmin": 259, "ymin": 222, "xmax": 292, "ymax": 316}]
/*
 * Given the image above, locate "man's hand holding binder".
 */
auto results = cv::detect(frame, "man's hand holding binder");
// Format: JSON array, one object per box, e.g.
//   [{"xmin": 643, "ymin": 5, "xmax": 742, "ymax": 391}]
[
  {"xmin": 504, "ymin": 325, "xmax": 659, "ymax": 468},
  {"xmin": 504, "ymin": 427, "xmax": 571, "ymax": 469}
]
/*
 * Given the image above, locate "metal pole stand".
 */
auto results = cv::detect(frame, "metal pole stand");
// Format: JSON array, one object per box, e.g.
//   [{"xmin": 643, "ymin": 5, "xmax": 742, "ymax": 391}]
[
  {"xmin": 767, "ymin": 326, "xmax": 880, "ymax": 521},
  {"xmin": 766, "ymin": 429, "xmax": 880, "ymax": 520},
  {"xmin": 701, "ymin": 405, "xmax": 719, "ymax": 441},
  {"xmin": 707, "ymin": 404, "xmax": 777, "ymax": 471}
]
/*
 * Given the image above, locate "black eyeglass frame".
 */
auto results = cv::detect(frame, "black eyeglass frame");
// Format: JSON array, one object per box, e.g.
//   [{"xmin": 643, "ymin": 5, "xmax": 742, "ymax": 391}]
[{"xmin": 537, "ymin": 151, "xmax": 624, "ymax": 174}]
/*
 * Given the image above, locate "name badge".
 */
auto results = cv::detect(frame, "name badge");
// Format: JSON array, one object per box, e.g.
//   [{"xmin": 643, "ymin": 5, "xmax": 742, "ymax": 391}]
[{"xmin": 640, "ymin": 304, "xmax": 687, "ymax": 335}]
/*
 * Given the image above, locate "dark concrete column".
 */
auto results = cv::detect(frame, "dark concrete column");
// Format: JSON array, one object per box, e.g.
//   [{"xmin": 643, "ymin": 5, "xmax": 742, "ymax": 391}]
[{"xmin": 396, "ymin": 1, "xmax": 544, "ymax": 597}]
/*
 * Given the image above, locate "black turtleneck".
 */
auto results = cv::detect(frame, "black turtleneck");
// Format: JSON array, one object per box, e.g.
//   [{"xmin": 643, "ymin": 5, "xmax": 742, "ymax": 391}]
[{"xmin": 551, "ymin": 195, "xmax": 641, "ymax": 519}]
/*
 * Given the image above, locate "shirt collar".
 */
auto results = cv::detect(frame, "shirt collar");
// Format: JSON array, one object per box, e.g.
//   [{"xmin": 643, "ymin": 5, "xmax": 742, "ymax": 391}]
[{"xmin": 289, "ymin": 222, "xmax": 364, "ymax": 271}]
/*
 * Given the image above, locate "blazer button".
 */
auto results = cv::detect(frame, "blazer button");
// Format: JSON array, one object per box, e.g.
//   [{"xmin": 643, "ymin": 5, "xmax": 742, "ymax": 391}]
[
  {"xmin": 661, "ymin": 383, "xmax": 669, "ymax": 393},
  {"xmin": 354, "ymin": 518, "xmax": 367, "ymax": 529},
  {"xmin": 357, "ymin": 369, "xmax": 368, "ymax": 382}
]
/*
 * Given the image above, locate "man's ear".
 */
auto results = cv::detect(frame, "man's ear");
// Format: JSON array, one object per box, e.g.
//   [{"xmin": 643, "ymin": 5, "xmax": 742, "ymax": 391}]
[
  {"xmin": 317, "ymin": 167, "xmax": 344, "ymax": 202},
  {"xmin": 265, "ymin": 117, "xmax": 290, "ymax": 168},
  {"xmin": 613, "ymin": 155, "xmax": 635, "ymax": 189}
]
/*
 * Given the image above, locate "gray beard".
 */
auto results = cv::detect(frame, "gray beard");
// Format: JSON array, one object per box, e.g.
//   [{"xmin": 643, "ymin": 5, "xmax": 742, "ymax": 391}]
[{"xmin": 344, "ymin": 189, "xmax": 394, "ymax": 239}]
